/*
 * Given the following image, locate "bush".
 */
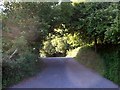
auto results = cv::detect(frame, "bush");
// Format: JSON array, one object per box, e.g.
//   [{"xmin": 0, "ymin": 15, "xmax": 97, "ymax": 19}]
[
  {"xmin": 40, "ymin": 37, "xmax": 68, "ymax": 57},
  {"xmin": 66, "ymin": 33, "xmax": 84, "ymax": 49},
  {"xmin": 2, "ymin": 52, "xmax": 42, "ymax": 88},
  {"xmin": 40, "ymin": 40, "xmax": 56, "ymax": 57},
  {"xmin": 75, "ymin": 44, "xmax": 120, "ymax": 85},
  {"xmin": 101, "ymin": 52, "xmax": 120, "ymax": 85},
  {"xmin": 40, "ymin": 33, "xmax": 83, "ymax": 57},
  {"xmin": 97, "ymin": 44, "xmax": 120, "ymax": 85}
]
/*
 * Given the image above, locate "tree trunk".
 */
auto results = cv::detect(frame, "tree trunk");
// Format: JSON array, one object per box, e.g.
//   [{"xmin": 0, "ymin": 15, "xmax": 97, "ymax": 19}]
[
  {"xmin": 35, "ymin": 48, "xmax": 40, "ymax": 58},
  {"xmin": 94, "ymin": 36, "xmax": 97, "ymax": 52}
]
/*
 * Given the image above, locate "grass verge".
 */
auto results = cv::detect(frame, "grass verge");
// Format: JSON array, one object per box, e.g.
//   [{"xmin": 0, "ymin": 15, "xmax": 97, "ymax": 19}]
[{"xmin": 67, "ymin": 44, "xmax": 120, "ymax": 85}]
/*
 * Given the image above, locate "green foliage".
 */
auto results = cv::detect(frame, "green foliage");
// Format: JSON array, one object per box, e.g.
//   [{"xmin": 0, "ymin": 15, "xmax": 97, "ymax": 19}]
[
  {"xmin": 3, "ymin": 35, "xmax": 29, "ymax": 57},
  {"xmin": 52, "ymin": 37, "xmax": 68, "ymax": 53},
  {"xmin": 12, "ymin": 36, "xmax": 28, "ymax": 52},
  {"xmin": 2, "ymin": 37, "xmax": 13, "ymax": 54},
  {"xmin": 64, "ymin": 2, "xmax": 119, "ymax": 45},
  {"xmin": 3, "ymin": 2, "xmax": 119, "ymax": 48},
  {"xmin": 2, "ymin": 2, "xmax": 120, "ymax": 86},
  {"xmin": 2, "ymin": 52, "xmax": 42, "ymax": 88},
  {"xmin": 105, "ymin": 16, "xmax": 120, "ymax": 44},
  {"xmin": 75, "ymin": 45, "xmax": 120, "ymax": 85},
  {"xmin": 97, "ymin": 44, "xmax": 120, "ymax": 85},
  {"xmin": 40, "ymin": 32, "xmax": 84, "ymax": 57},
  {"xmin": 66, "ymin": 33, "xmax": 84, "ymax": 49},
  {"xmin": 40, "ymin": 40, "xmax": 56, "ymax": 57},
  {"xmin": 2, "ymin": 33, "xmax": 43, "ymax": 88},
  {"xmin": 40, "ymin": 36, "xmax": 68, "ymax": 57},
  {"xmin": 101, "ymin": 52, "xmax": 119, "ymax": 84}
]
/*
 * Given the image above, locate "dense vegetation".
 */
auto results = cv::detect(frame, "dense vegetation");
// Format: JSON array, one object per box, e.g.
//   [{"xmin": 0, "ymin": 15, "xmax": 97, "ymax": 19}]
[
  {"xmin": 2, "ymin": 35, "xmax": 44, "ymax": 88},
  {"xmin": 97, "ymin": 44, "xmax": 120, "ymax": 85},
  {"xmin": 1, "ymin": 1, "xmax": 120, "ymax": 87},
  {"xmin": 74, "ymin": 44, "xmax": 120, "ymax": 85}
]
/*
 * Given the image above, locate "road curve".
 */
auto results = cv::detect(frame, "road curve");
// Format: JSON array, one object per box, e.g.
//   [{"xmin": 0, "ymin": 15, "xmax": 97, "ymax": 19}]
[{"xmin": 10, "ymin": 57, "xmax": 118, "ymax": 88}]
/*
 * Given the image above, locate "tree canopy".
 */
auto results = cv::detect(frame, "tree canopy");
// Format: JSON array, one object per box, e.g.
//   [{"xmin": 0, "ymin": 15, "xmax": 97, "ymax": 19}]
[{"xmin": 2, "ymin": 2, "xmax": 120, "ymax": 56}]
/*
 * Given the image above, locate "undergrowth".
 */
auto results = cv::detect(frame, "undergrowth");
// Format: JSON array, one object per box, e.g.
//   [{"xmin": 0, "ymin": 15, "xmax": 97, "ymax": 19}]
[
  {"xmin": 74, "ymin": 44, "xmax": 120, "ymax": 85},
  {"xmin": 2, "ymin": 52, "xmax": 44, "ymax": 88}
]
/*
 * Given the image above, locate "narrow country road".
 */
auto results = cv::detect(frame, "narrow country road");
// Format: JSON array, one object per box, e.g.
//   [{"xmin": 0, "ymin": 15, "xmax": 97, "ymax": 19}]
[{"xmin": 10, "ymin": 57, "xmax": 118, "ymax": 88}]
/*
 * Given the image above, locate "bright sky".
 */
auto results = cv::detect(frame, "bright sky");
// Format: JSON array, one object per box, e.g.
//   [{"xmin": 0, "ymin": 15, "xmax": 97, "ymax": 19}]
[
  {"xmin": 0, "ymin": 0, "xmax": 4, "ymax": 13},
  {"xmin": 70, "ymin": 0, "xmax": 86, "ymax": 2}
]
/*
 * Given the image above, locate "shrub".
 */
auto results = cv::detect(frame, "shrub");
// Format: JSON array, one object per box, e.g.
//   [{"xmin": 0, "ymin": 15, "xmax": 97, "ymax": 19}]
[
  {"xmin": 103, "ymin": 53, "xmax": 119, "ymax": 85},
  {"xmin": 2, "ymin": 52, "xmax": 42, "ymax": 88},
  {"xmin": 75, "ymin": 44, "xmax": 120, "ymax": 85},
  {"xmin": 40, "ymin": 33, "xmax": 83, "ymax": 57},
  {"xmin": 98, "ymin": 47, "xmax": 120, "ymax": 85},
  {"xmin": 40, "ymin": 40, "xmax": 56, "ymax": 57},
  {"xmin": 40, "ymin": 37, "xmax": 68, "ymax": 57}
]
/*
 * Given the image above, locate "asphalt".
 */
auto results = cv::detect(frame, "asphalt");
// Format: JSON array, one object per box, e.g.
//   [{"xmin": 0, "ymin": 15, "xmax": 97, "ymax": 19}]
[{"xmin": 9, "ymin": 57, "xmax": 118, "ymax": 88}]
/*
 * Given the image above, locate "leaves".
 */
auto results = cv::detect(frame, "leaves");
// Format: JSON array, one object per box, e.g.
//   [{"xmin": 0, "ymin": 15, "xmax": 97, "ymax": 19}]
[{"xmin": 3, "ymin": 2, "xmax": 119, "ymax": 55}]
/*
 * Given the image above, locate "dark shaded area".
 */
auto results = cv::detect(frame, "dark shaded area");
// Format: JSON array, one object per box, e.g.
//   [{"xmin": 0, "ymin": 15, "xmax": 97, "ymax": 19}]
[
  {"xmin": 97, "ymin": 44, "xmax": 120, "ymax": 85},
  {"xmin": 76, "ymin": 44, "xmax": 120, "ymax": 85},
  {"xmin": 2, "ymin": 54, "xmax": 45, "ymax": 88},
  {"xmin": 50, "ymin": 52, "xmax": 66, "ymax": 57},
  {"xmin": 97, "ymin": 44, "xmax": 120, "ymax": 53}
]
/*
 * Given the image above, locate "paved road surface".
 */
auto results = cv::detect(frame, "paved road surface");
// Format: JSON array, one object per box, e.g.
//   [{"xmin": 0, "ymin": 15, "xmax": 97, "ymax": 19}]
[{"xmin": 10, "ymin": 57, "xmax": 118, "ymax": 88}]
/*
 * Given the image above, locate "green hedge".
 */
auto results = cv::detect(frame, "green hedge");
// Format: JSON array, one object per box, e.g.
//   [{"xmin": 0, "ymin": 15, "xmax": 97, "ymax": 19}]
[
  {"xmin": 75, "ymin": 44, "xmax": 120, "ymax": 85},
  {"xmin": 2, "ymin": 52, "xmax": 43, "ymax": 88},
  {"xmin": 97, "ymin": 44, "xmax": 120, "ymax": 85}
]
